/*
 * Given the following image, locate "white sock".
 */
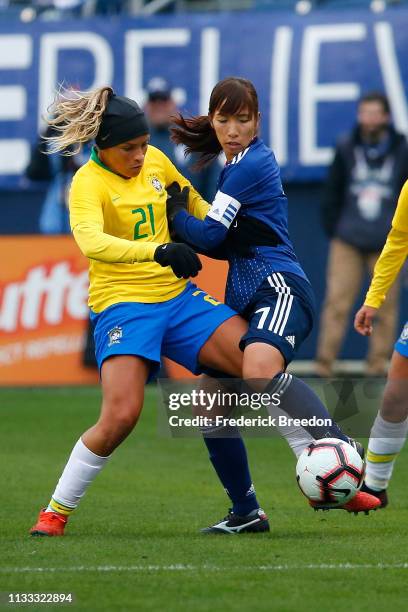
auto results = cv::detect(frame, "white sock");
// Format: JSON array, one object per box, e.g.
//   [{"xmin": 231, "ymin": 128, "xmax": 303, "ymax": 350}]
[
  {"xmin": 365, "ymin": 413, "xmax": 408, "ymax": 491},
  {"xmin": 270, "ymin": 405, "xmax": 315, "ymax": 459},
  {"xmin": 46, "ymin": 438, "xmax": 111, "ymax": 514}
]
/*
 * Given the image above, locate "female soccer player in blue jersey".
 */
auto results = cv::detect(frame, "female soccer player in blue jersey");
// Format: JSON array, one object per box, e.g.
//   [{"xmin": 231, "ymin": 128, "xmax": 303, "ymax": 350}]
[
  {"xmin": 168, "ymin": 77, "xmax": 381, "ymax": 524},
  {"xmin": 30, "ymin": 85, "xmax": 271, "ymax": 536}
]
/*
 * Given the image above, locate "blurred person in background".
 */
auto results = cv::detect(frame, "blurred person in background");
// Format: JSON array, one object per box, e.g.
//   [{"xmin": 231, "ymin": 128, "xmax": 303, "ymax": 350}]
[
  {"xmin": 316, "ymin": 92, "xmax": 408, "ymax": 377},
  {"xmin": 26, "ymin": 121, "xmax": 94, "ymax": 366},
  {"xmin": 26, "ymin": 90, "xmax": 94, "ymax": 365},
  {"xmin": 26, "ymin": 123, "xmax": 90, "ymax": 234},
  {"xmin": 144, "ymin": 76, "xmax": 219, "ymax": 203}
]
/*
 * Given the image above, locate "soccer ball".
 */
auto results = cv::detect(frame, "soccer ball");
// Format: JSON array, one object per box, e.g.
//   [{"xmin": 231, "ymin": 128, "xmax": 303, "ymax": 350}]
[{"xmin": 296, "ymin": 438, "xmax": 365, "ymax": 506}]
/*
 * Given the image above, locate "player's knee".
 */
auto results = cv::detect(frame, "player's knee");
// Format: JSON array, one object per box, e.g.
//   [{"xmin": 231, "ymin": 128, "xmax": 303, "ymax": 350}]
[
  {"xmin": 113, "ymin": 410, "xmax": 140, "ymax": 434},
  {"xmin": 97, "ymin": 414, "xmax": 138, "ymax": 449},
  {"xmin": 243, "ymin": 343, "xmax": 284, "ymax": 381},
  {"xmin": 100, "ymin": 396, "xmax": 141, "ymax": 437},
  {"xmin": 243, "ymin": 356, "xmax": 281, "ymax": 381}
]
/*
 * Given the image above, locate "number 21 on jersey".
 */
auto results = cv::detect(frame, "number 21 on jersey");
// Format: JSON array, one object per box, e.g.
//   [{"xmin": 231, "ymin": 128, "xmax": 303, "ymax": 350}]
[{"xmin": 132, "ymin": 204, "xmax": 155, "ymax": 240}]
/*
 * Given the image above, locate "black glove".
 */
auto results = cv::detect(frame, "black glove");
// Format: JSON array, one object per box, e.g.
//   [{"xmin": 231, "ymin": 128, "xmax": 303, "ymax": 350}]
[
  {"xmin": 154, "ymin": 243, "xmax": 202, "ymax": 279},
  {"xmin": 226, "ymin": 215, "xmax": 282, "ymax": 257},
  {"xmin": 166, "ymin": 182, "xmax": 189, "ymax": 223}
]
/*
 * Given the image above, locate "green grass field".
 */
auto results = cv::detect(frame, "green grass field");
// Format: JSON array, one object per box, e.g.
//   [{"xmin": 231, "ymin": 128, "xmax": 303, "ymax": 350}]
[{"xmin": 1, "ymin": 386, "xmax": 408, "ymax": 611}]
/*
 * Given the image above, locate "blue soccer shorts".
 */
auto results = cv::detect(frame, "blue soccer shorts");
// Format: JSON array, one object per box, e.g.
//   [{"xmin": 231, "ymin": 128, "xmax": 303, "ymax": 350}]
[
  {"xmin": 90, "ymin": 283, "xmax": 237, "ymax": 376},
  {"xmin": 239, "ymin": 272, "xmax": 316, "ymax": 366},
  {"xmin": 395, "ymin": 321, "xmax": 408, "ymax": 358}
]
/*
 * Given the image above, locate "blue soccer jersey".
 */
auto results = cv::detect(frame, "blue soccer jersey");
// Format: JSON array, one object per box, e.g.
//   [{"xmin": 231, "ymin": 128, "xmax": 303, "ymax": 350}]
[{"xmin": 172, "ymin": 137, "xmax": 308, "ymax": 313}]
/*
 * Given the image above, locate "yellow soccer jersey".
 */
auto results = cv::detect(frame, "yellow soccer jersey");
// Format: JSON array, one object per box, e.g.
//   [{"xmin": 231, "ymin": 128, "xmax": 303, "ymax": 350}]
[
  {"xmin": 365, "ymin": 179, "xmax": 408, "ymax": 308},
  {"xmin": 69, "ymin": 146, "xmax": 210, "ymax": 312}
]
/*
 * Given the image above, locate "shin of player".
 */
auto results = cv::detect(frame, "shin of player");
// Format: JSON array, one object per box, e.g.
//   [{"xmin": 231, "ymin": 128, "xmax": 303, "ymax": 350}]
[{"xmin": 364, "ymin": 346, "xmax": 408, "ymax": 504}]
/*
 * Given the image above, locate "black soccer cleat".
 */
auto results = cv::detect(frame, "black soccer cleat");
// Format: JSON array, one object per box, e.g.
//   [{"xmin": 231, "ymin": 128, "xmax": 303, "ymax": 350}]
[
  {"xmin": 201, "ymin": 508, "xmax": 270, "ymax": 534},
  {"xmin": 361, "ymin": 482, "xmax": 389, "ymax": 508}
]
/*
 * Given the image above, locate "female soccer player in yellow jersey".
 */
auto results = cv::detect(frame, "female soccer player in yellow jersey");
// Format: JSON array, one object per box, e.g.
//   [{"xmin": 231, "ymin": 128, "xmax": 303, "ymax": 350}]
[
  {"xmin": 29, "ymin": 86, "xmax": 272, "ymax": 537},
  {"xmin": 355, "ymin": 179, "xmax": 408, "ymax": 507}
]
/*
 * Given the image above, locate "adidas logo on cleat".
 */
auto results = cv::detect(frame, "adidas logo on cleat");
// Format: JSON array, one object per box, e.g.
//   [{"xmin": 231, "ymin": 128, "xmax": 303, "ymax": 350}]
[{"xmin": 285, "ymin": 335, "xmax": 295, "ymax": 348}]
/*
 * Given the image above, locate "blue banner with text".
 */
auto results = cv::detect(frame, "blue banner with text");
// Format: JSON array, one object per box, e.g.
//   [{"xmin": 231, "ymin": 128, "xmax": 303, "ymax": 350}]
[{"xmin": 1, "ymin": 8, "xmax": 408, "ymax": 186}]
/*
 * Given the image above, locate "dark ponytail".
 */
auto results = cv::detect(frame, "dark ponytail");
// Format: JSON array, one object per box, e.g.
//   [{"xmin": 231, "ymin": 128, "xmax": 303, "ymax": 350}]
[{"xmin": 170, "ymin": 114, "xmax": 221, "ymax": 170}]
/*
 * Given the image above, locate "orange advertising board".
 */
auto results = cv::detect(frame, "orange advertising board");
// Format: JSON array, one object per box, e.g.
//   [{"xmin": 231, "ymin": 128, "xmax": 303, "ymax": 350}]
[
  {"xmin": 0, "ymin": 236, "xmax": 228, "ymax": 385},
  {"xmin": 0, "ymin": 236, "xmax": 98, "ymax": 385}
]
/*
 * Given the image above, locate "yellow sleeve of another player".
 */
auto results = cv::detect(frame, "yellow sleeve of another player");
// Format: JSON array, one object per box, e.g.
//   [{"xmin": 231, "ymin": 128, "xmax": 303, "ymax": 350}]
[
  {"xmin": 69, "ymin": 172, "xmax": 160, "ymax": 263},
  {"xmin": 365, "ymin": 181, "xmax": 408, "ymax": 308},
  {"xmin": 161, "ymin": 151, "xmax": 210, "ymax": 220}
]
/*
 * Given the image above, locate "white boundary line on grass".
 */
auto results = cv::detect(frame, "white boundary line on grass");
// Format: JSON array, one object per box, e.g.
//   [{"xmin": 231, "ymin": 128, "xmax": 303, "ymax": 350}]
[{"xmin": 2, "ymin": 563, "xmax": 408, "ymax": 573}]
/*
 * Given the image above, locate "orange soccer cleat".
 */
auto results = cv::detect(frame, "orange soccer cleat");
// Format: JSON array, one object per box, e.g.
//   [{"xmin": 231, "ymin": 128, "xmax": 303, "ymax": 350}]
[
  {"xmin": 30, "ymin": 509, "xmax": 68, "ymax": 536},
  {"xmin": 310, "ymin": 491, "xmax": 382, "ymax": 515},
  {"xmin": 360, "ymin": 482, "xmax": 389, "ymax": 508}
]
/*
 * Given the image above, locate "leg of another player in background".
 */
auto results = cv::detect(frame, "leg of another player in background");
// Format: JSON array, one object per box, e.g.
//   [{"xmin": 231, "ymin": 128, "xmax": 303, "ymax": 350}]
[{"xmin": 364, "ymin": 350, "xmax": 408, "ymax": 498}]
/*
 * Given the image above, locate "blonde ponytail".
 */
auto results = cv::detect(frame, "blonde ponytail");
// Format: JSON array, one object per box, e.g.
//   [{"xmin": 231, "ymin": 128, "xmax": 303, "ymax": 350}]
[{"xmin": 44, "ymin": 85, "xmax": 113, "ymax": 155}]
